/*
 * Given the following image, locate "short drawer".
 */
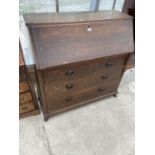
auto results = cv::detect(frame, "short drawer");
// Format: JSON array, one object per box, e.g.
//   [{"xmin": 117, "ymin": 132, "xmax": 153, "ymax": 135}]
[
  {"xmin": 19, "ymin": 92, "xmax": 33, "ymax": 105},
  {"xmin": 43, "ymin": 54, "xmax": 127, "ymax": 83},
  {"xmin": 44, "ymin": 67, "xmax": 123, "ymax": 97},
  {"xmin": 19, "ymin": 81, "xmax": 29, "ymax": 93},
  {"xmin": 90, "ymin": 54, "xmax": 127, "ymax": 73},
  {"xmin": 19, "ymin": 101, "xmax": 35, "ymax": 114},
  {"xmin": 46, "ymin": 81, "xmax": 119, "ymax": 113}
]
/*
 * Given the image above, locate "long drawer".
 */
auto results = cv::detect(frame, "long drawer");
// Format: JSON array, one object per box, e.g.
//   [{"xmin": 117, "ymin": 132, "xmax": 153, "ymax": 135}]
[
  {"xmin": 44, "ymin": 67, "xmax": 123, "ymax": 97},
  {"xmin": 43, "ymin": 54, "xmax": 126, "ymax": 83},
  {"xmin": 46, "ymin": 81, "xmax": 119, "ymax": 113}
]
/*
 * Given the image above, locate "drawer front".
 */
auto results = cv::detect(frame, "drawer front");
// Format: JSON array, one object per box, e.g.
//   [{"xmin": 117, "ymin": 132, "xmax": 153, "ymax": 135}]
[
  {"xmin": 19, "ymin": 81, "xmax": 29, "ymax": 93},
  {"xmin": 44, "ymin": 54, "xmax": 126, "ymax": 83},
  {"xmin": 33, "ymin": 20, "xmax": 132, "ymax": 69},
  {"xmin": 19, "ymin": 92, "xmax": 33, "ymax": 105},
  {"xmin": 47, "ymin": 81, "xmax": 119, "ymax": 113},
  {"xmin": 90, "ymin": 54, "xmax": 126, "ymax": 73},
  {"xmin": 44, "ymin": 67, "xmax": 123, "ymax": 96},
  {"xmin": 19, "ymin": 102, "xmax": 35, "ymax": 114}
]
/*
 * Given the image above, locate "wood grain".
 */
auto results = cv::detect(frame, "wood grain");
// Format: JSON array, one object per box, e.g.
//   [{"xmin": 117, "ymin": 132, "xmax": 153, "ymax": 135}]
[
  {"xmin": 44, "ymin": 67, "xmax": 123, "ymax": 97},
  {"xmin": 25, "ymin": 11, "xmax": 134, "ymax": 120},
  {"xmin": 46, "ymin": 81, "xmax": 119, "ymax": 113},
  {"xmin": 30, "ymin": 20, "xmax": 133, "ymax": 69},
  {"xmin": 43, "ymin": 54, "xmax": 127, "ymax": 83}
]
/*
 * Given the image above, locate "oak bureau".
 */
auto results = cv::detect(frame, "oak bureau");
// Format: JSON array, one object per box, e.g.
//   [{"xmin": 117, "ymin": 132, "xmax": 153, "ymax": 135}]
[{"xmin": 24, "ymin": 11, "xmax": 134, "ymax": 121}]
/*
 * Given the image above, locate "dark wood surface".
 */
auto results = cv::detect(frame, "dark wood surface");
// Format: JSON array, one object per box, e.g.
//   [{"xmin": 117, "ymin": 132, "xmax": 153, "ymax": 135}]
[
  {"xmin": 44, "ymin": 67, "xmax": 123, "ymax": 97},
  {"xmin": 47, "ymin": 81, "xmax": 119, "ymax": 113},
  {"xmin": 26, "ymin": 11, "xmax": 134, "ymax": 120},
  {"xmin": 43, "ymin": 54, "xmax": 126, "ymax": 83},
  {"xmin": 39, "ymin": 54, "xmax": 126, "ymax": 120},
  {"xmin": 43, "ymin": 55, "xmax": 126, "ymax": 115},
  {"xmin": 29, "ymin": 20, "xmax": 133, "ymax": 69},
  {"xmin": 46, "ymin": 91, "xmax": 117, "ymax": 118},
  {"xmin": 24, "ymin": 11, "xmax": 132, "ymax": 26}
]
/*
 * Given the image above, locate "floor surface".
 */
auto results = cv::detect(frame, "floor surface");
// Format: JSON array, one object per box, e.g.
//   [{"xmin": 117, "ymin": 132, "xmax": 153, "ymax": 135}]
[{"xmin": 19, "ymin": 69, "xmax": 135, "ymax": 155}]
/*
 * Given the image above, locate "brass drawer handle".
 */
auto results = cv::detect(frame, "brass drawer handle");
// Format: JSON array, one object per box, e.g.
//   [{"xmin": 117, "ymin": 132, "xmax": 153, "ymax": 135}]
[
  {"xmin": 65, "ymin": 70, "xmax": 74, "ymax": 76},
  {"xmin": 101, "ymin": 75, "xmax": 108, "ymax": 80},
  {"xmin": 65, "ymin": 97, "xmax": 73, "ymax": 102},
  {"xmin": 98, "ymin": 87, "xmax": 105, "ymax": 92},
  {"xmin": 66, "ymin": 83, "xmax": 74, "ymax": 89},
  {"xmin": 106, "ymin": 62, "xmax": 112, "ymax": 67}
]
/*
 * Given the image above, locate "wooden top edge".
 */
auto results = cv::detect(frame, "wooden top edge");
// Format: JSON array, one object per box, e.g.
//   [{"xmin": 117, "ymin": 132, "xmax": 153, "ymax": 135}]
[{"xmin": 24, "ymin": 10, "xmax": 133, "ymax": 26}]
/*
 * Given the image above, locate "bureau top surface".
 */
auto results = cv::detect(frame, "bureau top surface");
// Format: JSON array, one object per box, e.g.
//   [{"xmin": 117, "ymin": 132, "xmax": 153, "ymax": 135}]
[{"xmin": 24, "ymin": 10, "xmax": 132, "ymax": 25}]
